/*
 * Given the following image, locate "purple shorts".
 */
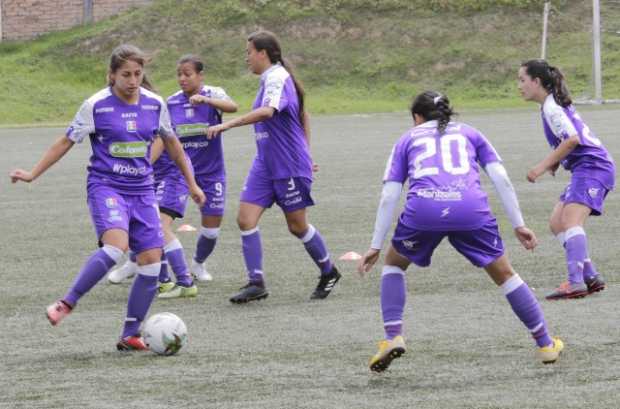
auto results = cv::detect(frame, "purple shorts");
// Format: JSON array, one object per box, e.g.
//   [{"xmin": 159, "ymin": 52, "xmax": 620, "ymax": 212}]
[
  {"xmin": 196, "ymin": 175, "xmax": 226, "ymax": 216},
  {"xmin": 560, "ymin": 177, "xmax": 610, "ymax": 216},
  {"xmin": 88, "ymin": 184, "xmax": 164, "ymax": 254},
  {"xmin": 391, "ymin": 218, "xmax": 504, "ymax": 268},
  {"xmin": 240, "ymin": 171, "xmax": 314, "ymax": 213},
  {"xmin": 155, "ymin": 176, "xmax": 189, "ymax": 219}
]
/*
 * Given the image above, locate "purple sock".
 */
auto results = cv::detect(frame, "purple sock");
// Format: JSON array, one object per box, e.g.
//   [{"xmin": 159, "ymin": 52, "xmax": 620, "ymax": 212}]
[
  {"xmin": 241, "ymin": 228, "xmax": 264, "ymax": 286},
  {"xmin": 158, "ymin": 254, "xmax": 170, "ymax": 283},
  {"xmin": 195, "ymin": 228, "xmax": 218, "ymax": 263},
  {"xmin": 565, "ymin": 227, "xmax": 587, "ymax": 284},
  {"xmin": 381, "ymin": 266, "xmax": 406, "ymax": 340},
  {"xmin": 165, "ymin": 239, "xmax": 192, "ymax": 287},
  {"xmin": 583, "ymin": 258, "xmax": 599, "ymax": 281},
  {"xmin": 122, "ymin": 265, "xmax": 159, "ymax": 339},
  {"xmin": 300, "ymin": 225, "xmax": 334, "ymax": 275},
  {"xmin": 503, "ymin": 275, "xmax": 553, "ymax": 348},
  {"xmin": 64, "ymin": 248, "xmax": 117, "ymax": 307}
]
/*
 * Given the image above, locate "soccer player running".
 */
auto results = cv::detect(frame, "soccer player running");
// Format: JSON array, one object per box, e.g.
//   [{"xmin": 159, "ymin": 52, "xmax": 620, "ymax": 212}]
[
  {"xmin": 108, "ymin": 55, "xmax": 238, "ymax": 299},
  {"xmin": 518, "ymin": 60, "xmax": 615, "ymax": 300},
  {"xmin": 358, "ymin": 91, "xmax": 563, "ymax": 372},
  {"xmin": 9, "ymin": 44, "xmax": 205, "ymax": 350},
  {"xmin": 206, "ymin": 31, "xmax": 340, "ymax": 303}
]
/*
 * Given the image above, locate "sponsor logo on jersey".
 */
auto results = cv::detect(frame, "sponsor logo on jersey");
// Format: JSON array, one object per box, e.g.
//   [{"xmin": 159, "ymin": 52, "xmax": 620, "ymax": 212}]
[
  {"xmin": 126, "ymin": 120, "xmax": 137, "ymax": 132},
  {"xmin": 185, "ymin": 108, "xmax": 195, "ymax": 118},
  {"xmin": 440, "ymin": 207, "xmax": 451, "ymax": 218},
  {"xmin": 141, "ymin": 104, "xmax": 159, "ymax": 111},
  {"xmin": 95, "ymin": 107, "xmax": 114, "ymax": 113},
  {"xmin": 109, "ymin": 141, "xmax": 148, "ymax": 158},
  {"xmin": 112, "ymin": 163, "xmax": 148, "ymax": 176},
  {"xmin": 176, "ymin": 123, "xmax": 209, "ymax": 137},
  {"xmin": 255, "ymin": 131, "xmax": 269, "ymax": 141},
  {"xmin": 122, "ymin": 112, "xmax": 138, "ymax": 118},
  {"xmin": 416, "ymin": 189, "xmax": 462, "ymax": 201},
  {"xmin": 182, "ymin": 141, "xmax": 210, "ymax": 149}
]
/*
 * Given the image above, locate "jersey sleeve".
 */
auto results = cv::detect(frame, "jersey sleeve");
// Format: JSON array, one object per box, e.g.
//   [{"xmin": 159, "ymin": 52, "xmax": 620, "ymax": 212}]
[
  {"xmin": 158, "ymin": 102, "xmax": 176, "ymax": 139},
  {"xmin": 470, "ymin": 128, "xmax": 502, "ymax": 167},
  {"xmin": 544, "ymin": 102, "xmax": 578, "ymax": 140},
  {"xmin": 208, "ymin": 86, "xmax": 232, "ymax": 102},
  {"xmin": 382, "ymin": 136, "xmax": 410, "ymax": 183},
  {"xmin": 66, "ymin": 100, "xmax": 95, "ymax": 143},
  {"xmin": 261, "ymin": 73, "xmax": 289, "ymax": 112}
]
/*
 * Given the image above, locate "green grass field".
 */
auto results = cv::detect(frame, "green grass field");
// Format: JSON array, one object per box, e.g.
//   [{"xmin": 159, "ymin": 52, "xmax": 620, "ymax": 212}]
[{"xmin": 1, "ymin": 108, "xmax": 619, "ymax": 408}]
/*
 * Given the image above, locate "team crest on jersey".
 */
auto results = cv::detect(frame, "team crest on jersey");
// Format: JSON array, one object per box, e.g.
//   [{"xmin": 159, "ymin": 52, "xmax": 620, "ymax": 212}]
[
  {"xmin": 402, "ymin": 240, "xmax": 417, "ymax": 250},
  {"xmin": 588, "ymin": 188, "xmax": 600, "ymax": 198},
  {"xmin": 105, "ymin": 197, "xmax": 118, "ymax": 208},
  {"xmin": 185, "ymin": 108, "xmax": 195, "ymax": 118},
  {"xmin": 126, "ymin": 120, "xmax": 137, "ymax": 132}
]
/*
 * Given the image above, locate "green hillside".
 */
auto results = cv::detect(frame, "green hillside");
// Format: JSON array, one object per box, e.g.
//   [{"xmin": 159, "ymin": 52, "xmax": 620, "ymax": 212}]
[{"xmin": 0, "ymin": 0, "xmax": 617, "ymax": 125}]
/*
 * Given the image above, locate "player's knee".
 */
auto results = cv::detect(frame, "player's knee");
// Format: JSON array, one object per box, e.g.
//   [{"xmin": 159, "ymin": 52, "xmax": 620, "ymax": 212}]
[{"xmin": 237, "ymin": 214, "xmax": 256, "ymax": 231}]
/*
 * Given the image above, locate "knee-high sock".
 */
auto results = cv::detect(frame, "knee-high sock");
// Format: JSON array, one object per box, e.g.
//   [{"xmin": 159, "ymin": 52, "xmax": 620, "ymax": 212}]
[
  {"xmin": 565, "ymin": 226, "xmax": 587, "ymax": 284},
  {"xmin": 557, "ymin": 230, "xmax": 598, "ymax": 280},
  {"xmin": 158, "ymin": 253, "xmax": 170, "ymax": 283},
  {"xmin": 164, "ymin": 239, "xmax": 192, "ymax": 286},
  {"xmin": 122, "ymin": 263, "xmax": 160, "ymax": 339},
  {"xmin": 194, "ymin": 227, "xmax": 219, "ymax": 264},
  {"xmin": 241, "ymin": 228, "xmax": 264, "ymax": 285},
  {"xmin": 381, "ymin": 265, "xmax": 406, "ymax": 340},
  {"xmin": 64, "ymin": 245, "xmax": 123, "ymax": 306},
  {"xmin": 503, "ymin": 274, "xmax": 553, "ymax": 348},
  {"xmin": 299, "ymin": 225, "xmax": 334, "ymax": 275}
]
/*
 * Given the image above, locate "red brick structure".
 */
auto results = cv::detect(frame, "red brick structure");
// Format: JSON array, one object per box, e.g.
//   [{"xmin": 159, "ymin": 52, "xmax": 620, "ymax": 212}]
[{"xmin": 0, "ymin": 0, "xmax": 152, "ymax": 41}]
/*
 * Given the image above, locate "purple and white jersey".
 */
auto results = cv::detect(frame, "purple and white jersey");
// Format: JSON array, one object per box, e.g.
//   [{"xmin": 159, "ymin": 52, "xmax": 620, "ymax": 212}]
[
  {"xmin": 157, "ymin": 85, "xmax": 231, "ymax": 180},
  {"xmin": 541, "ymin": 94, "xmax": 615, "ymax": 189},
  {"xmin": 384, "ymin": 121, "xmax": 501, "ymax": 231},
  {"xmin": 251, "ymin": 64, "xmax": 313, "ymax": 180},
  {"xmin": 66, "ymin": 86, "xmax": 175, "ymax": 195}
]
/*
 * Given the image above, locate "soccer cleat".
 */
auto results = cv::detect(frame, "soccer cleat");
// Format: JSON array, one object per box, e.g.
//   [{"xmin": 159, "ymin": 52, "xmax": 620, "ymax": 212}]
[
  {"xmin": 369, "ymin": 335, "xmax": 407, "ymax": 372},
  {"xmin": 190, "ymin": 260, "xmax": 213, "ymax": 282},
  {"xmin": 537, "ymin": 337, "xmax": 564, "ymax": 364},
  {"xmin": 157, "ymin": 283, "xmax": 198, "ymax": 299},
  {"xmin": 116, "ymin": 335, "xmax": 148, "ymax": 351},
  {"xmin": 46, "ymin": 300, "xmax": 72, "ymax": 326},
  {"xmin": 584, "ymin": 275, "xmax": 605, "ymax": 294},
  {"xmin": 107, "ymin": 259, "xmax": 137, "ymax": 284},
  {"xmin": 158, "ymin": 281, "xmax": 175, "ymax": 294},
  {"xmin": 310, "ymin": 267, "xmax": 341, "ymax": 300},
  {"xmin": 545, "ymin": 281, "xmax": 588, "ymax": 300},
  {"xmin": 229, "ymin": 283, "xmax": 269, "ymax": 304}
]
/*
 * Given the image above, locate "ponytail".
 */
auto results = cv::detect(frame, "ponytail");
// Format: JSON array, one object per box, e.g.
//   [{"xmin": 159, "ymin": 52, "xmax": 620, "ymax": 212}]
[
  {"xmin": 522, "ymin": 59, "xmax": 572, "ymax": 107},
  {"xmin": 411, "ymin": 91, "xmax": 455, "ymax": 134}
]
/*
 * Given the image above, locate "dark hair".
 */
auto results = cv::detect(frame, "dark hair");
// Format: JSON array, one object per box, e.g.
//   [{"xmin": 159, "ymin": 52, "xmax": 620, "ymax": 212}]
[
  {"xmin": 248, "ymin": 30, "xmax": 306, "ymax": 126},
  {"xmin": 177, "ymin": 54, "xmax": 205, "ymax": 74},
  {"xmin": 521, "ymin": 59, "xmax": 572, "ymax": 107},
  {"xmin": 107, "ymin": 44, "xmax": 155, "ymax": 91},
  {"xmin": 411, "ymin": 91, "xmax": 454, "ymax": 134}
]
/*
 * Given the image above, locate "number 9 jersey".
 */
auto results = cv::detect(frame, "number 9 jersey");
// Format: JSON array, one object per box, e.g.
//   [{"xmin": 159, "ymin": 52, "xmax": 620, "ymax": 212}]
[{"xmin": 383, "ymin": 120, "xmax": 501, "ymax": 231}]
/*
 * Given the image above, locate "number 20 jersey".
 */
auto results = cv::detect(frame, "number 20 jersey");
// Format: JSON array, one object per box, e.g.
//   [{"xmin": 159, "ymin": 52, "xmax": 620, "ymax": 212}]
[{"xmin": 383, "ymin": 121, "xmax": 501, "ymax": 231}]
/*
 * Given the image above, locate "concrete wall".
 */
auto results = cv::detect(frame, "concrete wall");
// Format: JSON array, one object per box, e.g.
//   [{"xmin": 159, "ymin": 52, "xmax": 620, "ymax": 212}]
[{"xmin": 0, "ymin": 0, "xmax": 152, "ymax": 41}]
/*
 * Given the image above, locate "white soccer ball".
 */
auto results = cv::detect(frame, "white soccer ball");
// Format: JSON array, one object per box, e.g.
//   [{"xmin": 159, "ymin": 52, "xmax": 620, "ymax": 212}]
[{"xmin": 143, "ymin": 312, "xmax": 188, "ymax": 355}]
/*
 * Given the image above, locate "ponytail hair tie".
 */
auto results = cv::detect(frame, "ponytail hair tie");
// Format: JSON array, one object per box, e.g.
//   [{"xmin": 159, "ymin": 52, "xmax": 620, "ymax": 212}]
[{"xmin": 433, "ymin": 95, "xmax": 442, "ymax": 105}]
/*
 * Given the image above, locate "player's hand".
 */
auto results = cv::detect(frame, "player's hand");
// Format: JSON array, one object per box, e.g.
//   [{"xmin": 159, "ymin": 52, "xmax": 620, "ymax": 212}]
[
  {"xmin": 526, "ymin": 164, "xmax": 545, "ymax": 183},
  {"xmin": 206, "ymin": 124, "xmax": 226, "ymax": 139},
  {"xmin": 189, "ymin": 185, "xmax": 206, "ymax": 206},
  {"xmin": 312, "ymin": 162, "xmax": 319, "ymax": 173},
  {"xmin": 189, "ymin": 94, "xmax": 209, "ymax": 105},
  {"xmin": 357, "ymin": 248, "xmax": 380, "ymax": 276},
  {"xmin": 9, "ymin": 169, "xmax": 34, "ymax": 183},
  {"xmin": 514, "ymin": 226, "xmax": 537, "ymax": 250}
]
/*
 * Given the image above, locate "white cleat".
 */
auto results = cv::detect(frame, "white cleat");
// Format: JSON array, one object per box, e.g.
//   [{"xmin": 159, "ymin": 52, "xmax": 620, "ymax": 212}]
[
  {"xmin": 190, "ymin": 260, "xmax": 213, "ymax": 282},
  {"xmin": 107, "ymin": 260, "xmax": 137, "ymax": 284}
]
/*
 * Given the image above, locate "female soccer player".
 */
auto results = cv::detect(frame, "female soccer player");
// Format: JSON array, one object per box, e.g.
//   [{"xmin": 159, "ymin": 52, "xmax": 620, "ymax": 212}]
[
  {"xmin": 518, "ymin": 59, "xmax": 615, "ymax": 300},
  {"xmin": 10, "ymin": 44, "xmax": 205, "ymax": 350},
  {"xmin": 358, "ymin": 91, "xmax": 563, "ymax": 372},
  {"xmin": 109, "ymin": 55, "xmax": 238, "ymax": 299},
  {"xmin": 206, "ymin": 31, "xmax": 339, "ymax": 303}
]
